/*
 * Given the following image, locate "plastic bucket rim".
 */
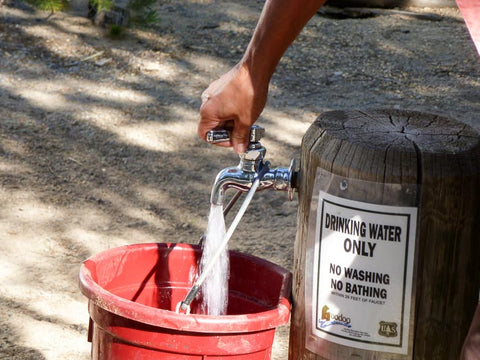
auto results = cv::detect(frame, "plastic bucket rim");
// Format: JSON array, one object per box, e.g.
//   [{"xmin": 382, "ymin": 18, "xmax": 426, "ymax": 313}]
[{"xmin": 79, "ymin": 242, "xmax": 291, "ymax": 333}]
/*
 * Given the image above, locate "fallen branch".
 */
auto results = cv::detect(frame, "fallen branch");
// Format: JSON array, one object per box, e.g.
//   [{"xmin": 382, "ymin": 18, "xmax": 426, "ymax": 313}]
[{"xmin": 64, "ymin": 51, "xmax": 105, "ymax": 67}]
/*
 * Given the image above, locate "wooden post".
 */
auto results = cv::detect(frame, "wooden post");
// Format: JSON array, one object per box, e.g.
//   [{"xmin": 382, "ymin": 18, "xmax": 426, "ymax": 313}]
[{"xmin": 289, "ymin": 109, "xmax": 480, "ymax": 359}]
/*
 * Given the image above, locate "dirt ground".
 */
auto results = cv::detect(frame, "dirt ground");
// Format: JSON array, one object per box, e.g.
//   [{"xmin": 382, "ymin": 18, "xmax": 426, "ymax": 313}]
[{"xmin": 0, "ymin": 0, "xmax": 478, "ymax": 359}]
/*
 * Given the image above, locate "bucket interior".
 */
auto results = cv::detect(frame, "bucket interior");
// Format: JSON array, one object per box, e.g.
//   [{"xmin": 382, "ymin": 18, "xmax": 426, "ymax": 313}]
[{"xmin": 81, "ymin": 243, "xmax": 291, "ymax": 318}]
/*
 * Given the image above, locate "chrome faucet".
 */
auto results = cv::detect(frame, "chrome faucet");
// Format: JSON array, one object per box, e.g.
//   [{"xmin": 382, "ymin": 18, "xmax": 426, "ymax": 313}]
[{"xmin": 207, "ymin": 125, "xmax": 297, "ymax": 206}]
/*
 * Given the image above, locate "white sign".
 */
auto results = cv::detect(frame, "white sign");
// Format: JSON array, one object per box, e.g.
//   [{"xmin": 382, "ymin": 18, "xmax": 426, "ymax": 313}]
[{"xmin": 311, "ymin": 191, "xmax": 417, "ymax": 354}]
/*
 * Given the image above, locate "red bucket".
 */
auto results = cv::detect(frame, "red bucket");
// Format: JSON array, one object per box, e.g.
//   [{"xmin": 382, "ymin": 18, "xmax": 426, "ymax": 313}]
[{"xmin": 79, "ymin": 243, "xmax": 291, "ymax": 359}]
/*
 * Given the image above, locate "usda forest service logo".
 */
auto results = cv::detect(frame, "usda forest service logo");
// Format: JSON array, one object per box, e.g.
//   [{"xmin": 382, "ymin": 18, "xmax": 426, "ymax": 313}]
[{"xmin": 378, "ymin": 321, "xmax": 398, "ymax": 337}]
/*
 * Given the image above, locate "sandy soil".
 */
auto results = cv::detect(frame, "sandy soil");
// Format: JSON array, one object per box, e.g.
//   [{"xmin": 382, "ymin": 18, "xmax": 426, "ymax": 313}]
[{"xmin": 0, "ymin": 0, "xmax": 478, "ymax": 359}]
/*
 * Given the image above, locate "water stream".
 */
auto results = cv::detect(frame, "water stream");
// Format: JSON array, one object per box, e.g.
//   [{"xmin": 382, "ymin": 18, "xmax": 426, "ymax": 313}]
[{"xmin": 200, "ymin": 204, "xmax": 229, "ymax": 315}]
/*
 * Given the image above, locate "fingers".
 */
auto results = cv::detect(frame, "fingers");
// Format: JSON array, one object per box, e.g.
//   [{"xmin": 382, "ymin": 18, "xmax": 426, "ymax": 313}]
[
  {"xmin": 200, "ymin": 91, "xmax": 210, "ymax": 104},
  {"xmin": 199, "ymin": 98, "xmax": 251, "ymax": 153},
  {"xmin": 231, "ymin": 123, "xmax": 251, "ymax": 154},
  {"xmin": 198, "ymin": 98, "xmax": 234, "ymax": 148},
  {"xmin": 198, "ymin": 65, "xmax": 264, "ymax": 153}
]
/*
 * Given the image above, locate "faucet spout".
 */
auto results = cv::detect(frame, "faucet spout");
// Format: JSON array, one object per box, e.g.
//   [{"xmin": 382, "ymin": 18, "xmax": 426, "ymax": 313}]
[
  {"xmin": 207, "ymin": 126, "xmax": 297, "ymax": 206},
  {"xmin": 210, "ymin": 160, "xmax": 297, "ymax": 206},
  {"xmin": 210, "ymin": 165, "xmax": 257, "ymax": 206}
]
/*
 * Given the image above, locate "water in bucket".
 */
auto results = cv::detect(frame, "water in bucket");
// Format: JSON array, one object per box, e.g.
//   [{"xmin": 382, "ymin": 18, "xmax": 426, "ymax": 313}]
[
  {"xmin": 200, "ymin": 204, "xmax": 229, "ymax": 315},
  {"xmin": 79, "ymin": 242, "xmax": 292, "ymax": 359}
]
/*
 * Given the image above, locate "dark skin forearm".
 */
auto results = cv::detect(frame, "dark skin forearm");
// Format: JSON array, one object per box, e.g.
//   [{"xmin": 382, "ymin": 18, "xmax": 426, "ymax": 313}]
[
  {"xmin": 243, "ymin": 0, "xmax": 327, "ymax": 86},
  {"xmin": 199, "ymin": 0, "xmax": 326, "ymax": 153}
]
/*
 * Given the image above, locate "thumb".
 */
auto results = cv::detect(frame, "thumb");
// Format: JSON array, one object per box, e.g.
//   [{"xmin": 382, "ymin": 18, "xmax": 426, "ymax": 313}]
[{"xmin": 231, "ymin": 123, "xmax": 251, "ymax": 154}]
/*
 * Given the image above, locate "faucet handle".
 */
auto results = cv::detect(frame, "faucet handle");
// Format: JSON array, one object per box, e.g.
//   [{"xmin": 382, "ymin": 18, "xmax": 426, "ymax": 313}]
[
  {"xmin": 206, "ymin": 126, "xmax": 265, "ymax": 145},
  {"xmin": 206, "ymin": 129, "xmax": 230, "ymax": 144},
  {"xmin": 249, "ymin": 125, "xmax": 265, "ymax": 143}
]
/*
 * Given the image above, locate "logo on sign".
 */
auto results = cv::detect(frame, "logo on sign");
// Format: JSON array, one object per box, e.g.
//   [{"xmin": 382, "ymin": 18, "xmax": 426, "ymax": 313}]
[
  {"xmin": 378, "ymin": 321, "xmax": 398, "ymax": 337},
  {"xmin": 319, "ymin": 305, "xmax": 352, "ymax": 329}
]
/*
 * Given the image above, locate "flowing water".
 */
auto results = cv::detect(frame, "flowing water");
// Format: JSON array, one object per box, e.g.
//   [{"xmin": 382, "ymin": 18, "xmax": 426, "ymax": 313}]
[{"xmin": 200, "ymin": 204, "xmax": 229, "ymax": 315}]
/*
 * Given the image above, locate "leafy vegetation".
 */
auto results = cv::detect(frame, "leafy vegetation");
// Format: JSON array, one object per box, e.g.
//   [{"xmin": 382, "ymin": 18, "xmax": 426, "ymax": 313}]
[
  {"xmin": 89, "ymin": 0, "xmax": 113, "ymax": 12},
  {"xmin": 129, "ymin": 7, "xmax": 159, "ymax": 26},
  {"xmin": 25, "ymin": 0, "xmax": 69, "ymax": 13},
  {"xmin": 128, "ymin": 0, "xmax": 159, "ymax": 27},
  {"xmin": 23, "ymin": 0, "xmax": 160, "ymax": 28}
]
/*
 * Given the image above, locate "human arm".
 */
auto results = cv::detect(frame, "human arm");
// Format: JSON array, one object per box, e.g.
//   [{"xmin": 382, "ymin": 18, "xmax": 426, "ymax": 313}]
[
  {"xmin": 198, "ymin": 0, "xmax": 327, "ymax": 153},
  {"xmin": 456, "ymin": 0, "xmax": 480, "ymax": 56},
  {"xmin": 461, "ymin": 304, "xmax": 480, "ymax": 360}
]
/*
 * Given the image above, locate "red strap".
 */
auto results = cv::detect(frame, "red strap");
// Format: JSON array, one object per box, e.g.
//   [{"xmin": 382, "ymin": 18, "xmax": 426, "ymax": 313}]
[{"xmin": 456, "ymin": 0, "xmax": 480, "ymax": 56}]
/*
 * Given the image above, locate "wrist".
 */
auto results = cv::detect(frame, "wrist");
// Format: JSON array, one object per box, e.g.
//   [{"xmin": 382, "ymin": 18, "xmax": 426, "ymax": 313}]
[{"xmin": 236, "ymin": 55, "xmax": 272, "ymax": 97}]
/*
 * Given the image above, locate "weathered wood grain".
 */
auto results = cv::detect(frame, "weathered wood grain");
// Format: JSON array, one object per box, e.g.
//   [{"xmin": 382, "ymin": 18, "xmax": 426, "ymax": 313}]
[{"xmin": 289, "ymin": 109, "xmax": 480, "ymax": 359}]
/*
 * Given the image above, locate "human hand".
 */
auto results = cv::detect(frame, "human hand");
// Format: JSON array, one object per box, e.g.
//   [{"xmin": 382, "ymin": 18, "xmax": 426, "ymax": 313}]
[{"xmin": 198, "ymin": 63, "xmax": 268, "ymax": 154}]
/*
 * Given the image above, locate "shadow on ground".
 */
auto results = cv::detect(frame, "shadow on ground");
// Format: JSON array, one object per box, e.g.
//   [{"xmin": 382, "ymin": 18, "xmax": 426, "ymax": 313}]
[{"xmin": 0, "ymin": 0, "xmax": 478, "ymax": 358}]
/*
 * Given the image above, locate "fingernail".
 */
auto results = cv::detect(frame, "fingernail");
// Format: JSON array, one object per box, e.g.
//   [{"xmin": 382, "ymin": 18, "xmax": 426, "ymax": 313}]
[{"xmin": 235, "ymin": 143, "xmax": 246, "ymax": 154}]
